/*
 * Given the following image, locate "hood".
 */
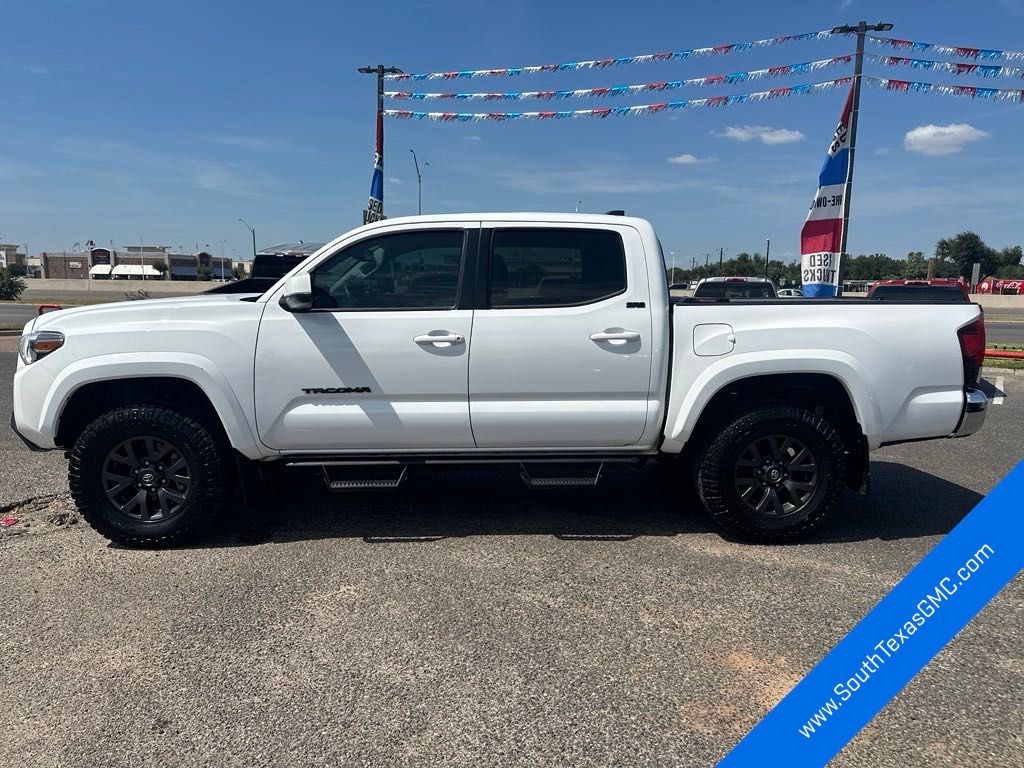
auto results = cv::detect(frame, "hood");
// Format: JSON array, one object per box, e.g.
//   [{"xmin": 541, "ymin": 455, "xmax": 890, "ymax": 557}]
[{"xmin": 31, "ymin": 294, "xmax": 261, "ymax": 332}]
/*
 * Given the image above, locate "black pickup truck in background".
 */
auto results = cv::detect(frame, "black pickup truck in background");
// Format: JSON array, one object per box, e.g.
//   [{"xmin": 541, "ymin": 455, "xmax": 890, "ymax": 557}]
[{"xmin": 204, "ymin": 242, "xmax": 325, "ymax": 295}]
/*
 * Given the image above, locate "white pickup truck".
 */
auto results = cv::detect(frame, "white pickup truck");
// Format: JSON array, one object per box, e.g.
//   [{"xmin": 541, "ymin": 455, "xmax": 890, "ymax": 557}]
[{"xmin": 11, "ymin": 213, "xmax": 988, "ymax": 547}]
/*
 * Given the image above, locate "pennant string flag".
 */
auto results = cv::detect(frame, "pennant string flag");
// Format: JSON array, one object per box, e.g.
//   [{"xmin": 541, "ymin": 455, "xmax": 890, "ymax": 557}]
[
  {"xmin": 386, "ymin": 30, "xmax": 835, "ymax": 81},
  {"xmin": 385, "ymin": 56, "xmax": 853, "ymax": 101},
  {"xmin": 865, "ymin": 76, "xmax": 1024, "ymax": 101},
  {"xmin": 383, "ymin": 78, "xmax": 852, "ymax": 121},
  {"xmin": 867, "ymin": 53, "xmax": 1024, "ymax": 79},
  {"xmin": 868, "ymin": 34, "xmax": 1024, "ymax": 62}
]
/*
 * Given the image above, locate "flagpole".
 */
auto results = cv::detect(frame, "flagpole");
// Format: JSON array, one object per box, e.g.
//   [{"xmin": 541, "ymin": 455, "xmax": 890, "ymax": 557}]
[
  {"xmin": 831, "ymin": 20, "xmax": 892, "ymax": 296},
  {"xmin": 358, "ymin": 64, "xmax": 403, "ymax": 223}
]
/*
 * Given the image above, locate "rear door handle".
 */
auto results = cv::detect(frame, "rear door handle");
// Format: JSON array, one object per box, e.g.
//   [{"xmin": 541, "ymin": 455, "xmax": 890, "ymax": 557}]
[
  {"xmin": 414, "ymin": 333, "xmax": 465, "ymax": 347},
  {"xmin": 590, "ymin": 330, "xmax": 640, "ymax": 343}
]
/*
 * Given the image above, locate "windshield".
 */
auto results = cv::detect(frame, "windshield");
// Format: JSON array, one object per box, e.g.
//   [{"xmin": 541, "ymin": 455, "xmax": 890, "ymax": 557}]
[
  {"xmin": 694, "ymin": 281, "xmax": 776, "ymax": 299},
  {"xmin": 870, "ymin": 285, "xmax": 967, "ymax": 302}
]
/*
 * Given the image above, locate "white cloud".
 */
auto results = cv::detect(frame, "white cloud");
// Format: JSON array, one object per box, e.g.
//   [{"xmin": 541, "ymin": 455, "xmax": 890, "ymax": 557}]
[
  {"xmin": 388, "ymin": 176, "xmax": 403, "ymax": 184},
  {"xmin": 464, "ymin": 135, "xmax": 482, "ymax": 143},
  {"xmin": 25, "ymin": 64, "xmax": 49, "ymax": 76},
  {"xmin": 903, "ymin": 123, "xmax": 989, "ymax": 156},
  {"xmin": 667, "ymin": 153, "xmax": 717, "ymax": 165},
  {"xmin": 717, "ymin": 125, "xmax": 805, "ymax": 145},
  {"xmin": 874, "ymin": 147, "xmax": 893, "ymax": 156}
]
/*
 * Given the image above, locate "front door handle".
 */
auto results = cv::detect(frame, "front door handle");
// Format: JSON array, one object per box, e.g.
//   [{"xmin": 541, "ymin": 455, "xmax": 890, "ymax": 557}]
[
  {"xmin": 590, "ymin": 330, "xmax": 640, "ymax": 343},
  {"xmin": 414, "ymin": 332, "xmax": 465, "ymax": 347}
]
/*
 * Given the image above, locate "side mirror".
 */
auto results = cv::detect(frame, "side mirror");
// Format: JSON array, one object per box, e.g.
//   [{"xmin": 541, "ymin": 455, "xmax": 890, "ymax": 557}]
[{"xmin": 279, "ymin": 273, "xmax": 313, "ymax": 312}]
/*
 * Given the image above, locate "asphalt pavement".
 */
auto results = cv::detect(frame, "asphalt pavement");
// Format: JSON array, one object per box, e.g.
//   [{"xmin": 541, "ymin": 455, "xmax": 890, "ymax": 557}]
[{"xmin": 1, "ymin": 340, "xmax": 1022, "ymax": 767}]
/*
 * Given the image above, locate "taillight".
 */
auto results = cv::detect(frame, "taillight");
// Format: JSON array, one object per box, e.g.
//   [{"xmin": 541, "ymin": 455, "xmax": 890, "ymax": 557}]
[{"xmin": 957, "ymin": 315, "xmax": 986, "ymax": 389}]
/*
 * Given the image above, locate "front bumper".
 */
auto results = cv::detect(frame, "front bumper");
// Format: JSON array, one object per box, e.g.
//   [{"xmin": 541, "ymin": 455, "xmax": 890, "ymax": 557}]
[
  {"xmin": 951, "ymin": 388, "xmax": 987, "ymax": 438},
  {"xmin": 10, "ymin": 412, "xmax": 46, "ymax": 452}
]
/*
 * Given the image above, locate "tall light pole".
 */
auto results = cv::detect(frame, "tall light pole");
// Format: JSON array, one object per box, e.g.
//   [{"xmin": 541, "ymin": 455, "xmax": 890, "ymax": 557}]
[
  {"xmin": 409, "ymin": 149, "xmax": 428, "ymax": 215},
  {"xmin": 238, "ymin": 218, "xmax": 256, "ymax": 258},
  {"xmin": 831, "ymin": 20, "xmax": 893, "ymax": 296}
]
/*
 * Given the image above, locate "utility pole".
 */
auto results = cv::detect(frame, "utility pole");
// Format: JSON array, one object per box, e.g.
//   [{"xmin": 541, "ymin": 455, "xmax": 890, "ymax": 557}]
[
  {"xmin": 238, "ymin": 218, "xmax": 256, "ymax": 258},
  {"xmin": 358, "ymin": 64, "xmax": 403, "ymax": 224},
  {"xmin": 764, "ymin": 238, "xmax": 771, "ymax": 281},
  {"xmin": 719, "ymin": 247, "xmax": 724, "ymax": 276},
  {"xmin": 831, "ymin": 20, "xmax": 893, "ymax": 297},
  {"xmin": 140, "ymin": 236, "xmax": 145, "ymax": 281},
  {"xmin": 409, "ymin": 149, "xmax": 428, "ymax": 215}
]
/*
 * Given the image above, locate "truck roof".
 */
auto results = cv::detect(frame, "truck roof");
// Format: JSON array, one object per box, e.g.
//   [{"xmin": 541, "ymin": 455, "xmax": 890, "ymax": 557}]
[{"xmin": 357, "ymin": 212, "xmax": 652, "ymax": 230}]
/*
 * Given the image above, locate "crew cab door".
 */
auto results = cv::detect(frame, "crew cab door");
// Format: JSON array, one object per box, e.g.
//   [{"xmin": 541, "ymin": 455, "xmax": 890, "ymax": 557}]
[
  {"xmin": 468, "ymin": 224, "xmax": 654, "ymax": 448},
  {"xmin": 254, "ymin": 224, "xmax": 478, "ymax": 452}
]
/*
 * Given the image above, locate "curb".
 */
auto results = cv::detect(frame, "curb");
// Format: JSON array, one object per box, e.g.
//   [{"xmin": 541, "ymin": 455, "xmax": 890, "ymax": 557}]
[
  {"xmin": 982, "ymin": 366, "xmax": 1022, "ymax": 377},
  {"xmin": 0, "ymin": 330, "xmax": 23, "ymax": 336}
]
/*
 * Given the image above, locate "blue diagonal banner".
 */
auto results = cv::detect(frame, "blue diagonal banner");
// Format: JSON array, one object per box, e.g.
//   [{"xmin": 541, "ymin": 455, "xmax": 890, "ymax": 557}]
[{"xmin": 719, "ymin": 459, "xmax": 1024, "ymax": 767}]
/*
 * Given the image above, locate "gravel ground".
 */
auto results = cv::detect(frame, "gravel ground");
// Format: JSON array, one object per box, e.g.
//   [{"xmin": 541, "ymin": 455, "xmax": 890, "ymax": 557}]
[{"xmin": 2, "ymin": 342, "xmax": 1021, "ymax": 767}]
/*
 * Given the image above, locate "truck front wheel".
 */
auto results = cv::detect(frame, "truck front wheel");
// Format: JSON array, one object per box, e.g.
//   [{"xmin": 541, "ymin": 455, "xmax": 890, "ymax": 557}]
[
  {"xmin": 694, "ymin": 404, "xmax": 845, "ymax": 543},
  {"xmin": 69, "ymin": 405, "xmax": 228, "ymax": 548}
]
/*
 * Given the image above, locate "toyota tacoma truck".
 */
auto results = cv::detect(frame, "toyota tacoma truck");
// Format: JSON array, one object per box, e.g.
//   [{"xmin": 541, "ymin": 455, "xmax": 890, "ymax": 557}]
[{"xmin": 11, "ymin": 213, "xmax": 988, "ymax": 547}]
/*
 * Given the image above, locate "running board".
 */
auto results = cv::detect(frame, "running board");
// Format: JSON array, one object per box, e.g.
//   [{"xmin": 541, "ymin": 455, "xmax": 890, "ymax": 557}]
[
  {"xmin": 319, "ymin": 465, "xmax": 408, "ymax": 492},
  {"xmin": 519, "ymin": 462, "xmax": 604, "ymax": 488}
]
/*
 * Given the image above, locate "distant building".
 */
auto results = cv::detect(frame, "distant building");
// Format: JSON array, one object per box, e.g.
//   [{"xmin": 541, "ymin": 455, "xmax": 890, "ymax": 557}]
[
  {"xmin": 0, "ymin": 244, "xmax": 25, "ymax": 269},
  {"xmin": 42, "ymin": 252, "xmax": 90, "ymax": 279}
]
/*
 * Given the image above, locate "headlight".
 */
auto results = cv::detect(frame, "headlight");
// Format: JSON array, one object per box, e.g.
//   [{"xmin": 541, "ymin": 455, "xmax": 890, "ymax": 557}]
[{"xmin": 18, "ymin": 331, "xmax": 65, "ymax": 365}]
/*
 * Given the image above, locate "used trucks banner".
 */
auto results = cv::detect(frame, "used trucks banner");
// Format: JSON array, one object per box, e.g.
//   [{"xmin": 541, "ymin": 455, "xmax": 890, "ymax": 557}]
[{"xmin": 799, "ymin": 84, "xmax": 852, "ymax": 298}]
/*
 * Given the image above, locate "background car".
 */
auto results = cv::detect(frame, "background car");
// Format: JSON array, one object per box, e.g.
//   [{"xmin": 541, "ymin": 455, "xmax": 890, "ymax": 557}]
[
  {"xmin": 692, "ymin": 276, "xmax": 777, "ymax": 299},
  {"xmin": 777, "ymin": 288, "xmax": 804, "ymax": 297},
  {"xmin": 867, "ymin": 278, "xmax": 970, "ymax": 302}
]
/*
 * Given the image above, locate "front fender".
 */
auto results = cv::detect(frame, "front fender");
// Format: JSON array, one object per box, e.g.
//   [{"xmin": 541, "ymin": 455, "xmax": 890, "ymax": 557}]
[
  {"xmin": 29, "ymin": 353, "xmax": 267, "ymax": 459},
  {"xmin": 661, "ymin": 350, "xmax": 880, "ymax": 452}
]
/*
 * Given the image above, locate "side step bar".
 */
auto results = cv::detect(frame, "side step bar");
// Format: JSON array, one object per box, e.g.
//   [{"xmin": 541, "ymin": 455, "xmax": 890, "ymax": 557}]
[
  {"xmin": 520, "ymin": 462, "xmax": 604, "ymax": 488},
  {"xmin": 321, "ymin": 465, "xmax": 408, "ymax": 492}
]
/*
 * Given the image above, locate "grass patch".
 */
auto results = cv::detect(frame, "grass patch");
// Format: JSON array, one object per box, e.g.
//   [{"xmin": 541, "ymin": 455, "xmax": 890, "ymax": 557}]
[
  {"xmin": 0, "ymin": 323, "xmax": 24, "ymax": 331},
  {"xmin": 983, "ymin": 356, "xmax": 1024, "ymax": 370}
]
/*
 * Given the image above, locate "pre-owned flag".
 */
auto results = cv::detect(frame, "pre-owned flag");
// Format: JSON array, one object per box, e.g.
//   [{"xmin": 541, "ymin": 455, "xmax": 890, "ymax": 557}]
[{"xmin": 800, "ymin": 85, "xmax": 853, "ymax": 297}]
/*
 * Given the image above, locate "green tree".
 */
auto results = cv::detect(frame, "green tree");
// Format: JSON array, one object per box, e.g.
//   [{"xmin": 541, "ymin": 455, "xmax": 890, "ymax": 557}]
[
  {"xmin": 902, "ymin": 251, "xmax": 928, "ymax": 278},
  {"xmin": 934, "ymin": 232, "xmax": 1024, "ymax": 279},
  {"xmin": 196, "ymin": 265, "xmax": 212, "ymax": 281},
  {"xmin": 7, "ymin": 263, "xmax": 27, "ymax": 278},
  {"xmin": 152, "ymin": 262, "xmax": 168, "ymax": 279},
  {"xmin": 0, "ymin": 266, "xmax": 26, "ymax": 300}
]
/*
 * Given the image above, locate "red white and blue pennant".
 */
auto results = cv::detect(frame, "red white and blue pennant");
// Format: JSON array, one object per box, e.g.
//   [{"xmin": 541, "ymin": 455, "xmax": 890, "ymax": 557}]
[
  {"xmin": 384, "ymin": 78, "xmax": 852, "ymax": 121},
  {"xmin": 866, "ymin": 76, "xmax": 1024, "ymax": 101},
  {"xmin": 385, "ymin": 56, "xmax": 852, "ymax": 101},
  {"xmin": 868, "ymin": 53, "xmax": 1024, "ymax": 80},
  {"xmin": 869, "ymin": 34, "xmax": 1024, "ymax": 62},
  {"xmin": 387, "ymin": 30, "xmax": 835, "ymax": 80}
]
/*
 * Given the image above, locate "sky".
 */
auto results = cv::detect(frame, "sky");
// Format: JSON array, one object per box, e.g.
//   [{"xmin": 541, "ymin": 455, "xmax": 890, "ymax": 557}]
[{"xmin": 2, "ymin": 0, "xmax": 1024, "ymax": 265}]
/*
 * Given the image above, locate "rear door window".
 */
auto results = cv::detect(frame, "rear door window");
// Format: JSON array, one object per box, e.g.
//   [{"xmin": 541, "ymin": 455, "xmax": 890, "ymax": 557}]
[{"xmin": 489, "ymin": 228, "xmax": 627, "ymax": 308}]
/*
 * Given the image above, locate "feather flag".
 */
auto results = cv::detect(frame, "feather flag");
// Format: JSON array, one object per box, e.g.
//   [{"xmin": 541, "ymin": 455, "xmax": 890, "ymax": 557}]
[
  {"xmin": 363, "ymin": 111, "xmax": 385, "ymax": 224},
  {"xmin": 800, "ymin": 84, "xmax": 854, "ymax": 298}
]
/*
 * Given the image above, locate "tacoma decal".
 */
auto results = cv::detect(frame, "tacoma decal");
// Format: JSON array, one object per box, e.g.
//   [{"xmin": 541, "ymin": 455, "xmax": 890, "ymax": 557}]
[{"xmin": 302, "ymin": 387, "xmax": 372, "ymax": 394}]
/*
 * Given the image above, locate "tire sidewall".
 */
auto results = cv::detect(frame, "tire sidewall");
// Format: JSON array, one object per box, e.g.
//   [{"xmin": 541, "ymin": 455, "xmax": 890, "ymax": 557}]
[
  {"xmin": 70, "ymin": 406, "xmax": 224, "ymax": 546},
  {"xmin": 698, "ymin": 406, "xmax": 843, "ymax": 541}
]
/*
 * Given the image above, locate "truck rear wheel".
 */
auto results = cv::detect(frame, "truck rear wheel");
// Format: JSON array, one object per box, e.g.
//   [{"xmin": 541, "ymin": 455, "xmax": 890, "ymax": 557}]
[
  {"xmin": 69, "ymin": 405, "xmax": 227, "ymax": 548},
  {"xmin": 694, "ymin": 404, "xmax": 844, "ymax": 543}
]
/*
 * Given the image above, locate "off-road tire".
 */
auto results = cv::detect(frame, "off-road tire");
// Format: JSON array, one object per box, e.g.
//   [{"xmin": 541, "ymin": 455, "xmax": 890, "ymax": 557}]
[
  {"xmin": 694, "ymin": 404, "xmax": 845, "ymax": 543},
  {"xmin": 69, "ymin": 405, "xmax": 227, "ymax": 548}
]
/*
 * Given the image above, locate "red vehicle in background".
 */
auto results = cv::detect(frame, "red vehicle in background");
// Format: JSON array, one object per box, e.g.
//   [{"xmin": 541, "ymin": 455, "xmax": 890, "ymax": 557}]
[
  {"xmin": 977, "ymin": 277, "xmax": 1023, "ymax": 295},
  {"xmin": 867, "ymin": 277, "xmax": 970, "ymax": 302}
]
